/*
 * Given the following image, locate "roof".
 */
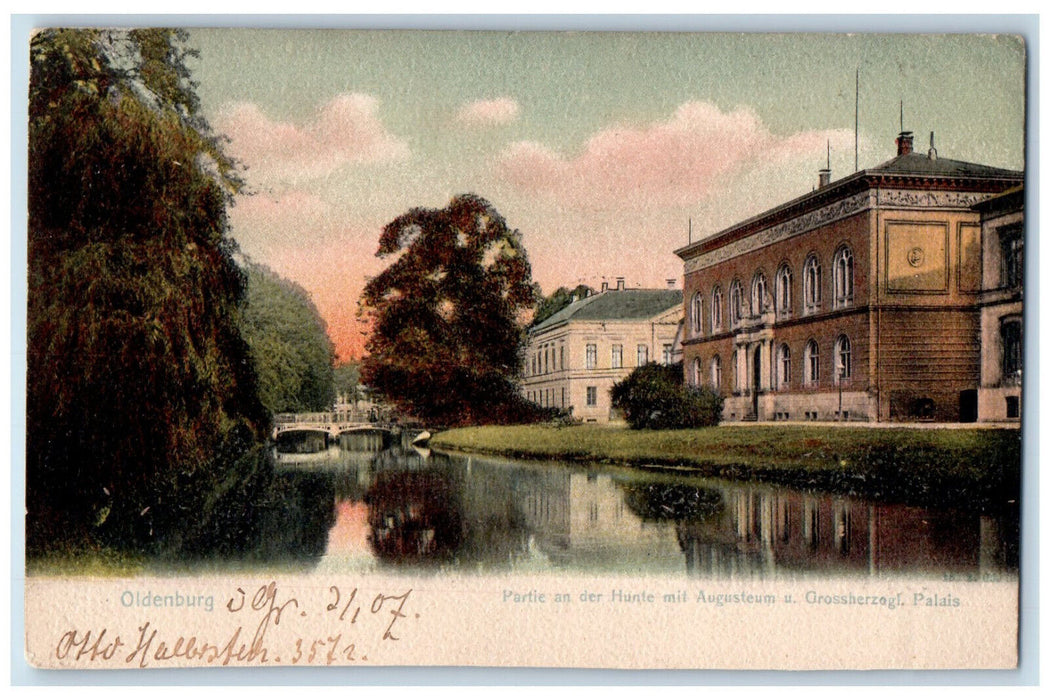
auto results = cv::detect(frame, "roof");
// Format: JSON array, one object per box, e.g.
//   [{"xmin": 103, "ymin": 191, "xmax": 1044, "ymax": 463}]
[
  {"xmin": 973, "ymin": 184, "xmax": 1025, "ymax": 213},
  {"xmin": 866, "ymin": 152, "xmax": 1022, "ymax": 179},
  {"xmin": 530, "ymin": 288, "xmax": 683, "ymax": 334},
  {"xmin": 674, "ymin": 148, "xmax": 1023, "ymax": 261}
]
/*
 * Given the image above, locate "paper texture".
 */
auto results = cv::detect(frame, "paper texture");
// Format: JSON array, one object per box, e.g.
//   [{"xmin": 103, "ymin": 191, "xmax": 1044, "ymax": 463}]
[{"xmin": 23, "ymin": 27, "xmax": 1025, "ymax": 671}]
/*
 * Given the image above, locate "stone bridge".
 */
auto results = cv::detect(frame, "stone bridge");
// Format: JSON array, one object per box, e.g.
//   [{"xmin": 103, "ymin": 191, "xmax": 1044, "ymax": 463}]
[{"xmin": 272, "ymin": 410, "xmax": 395, "ymax": 440}]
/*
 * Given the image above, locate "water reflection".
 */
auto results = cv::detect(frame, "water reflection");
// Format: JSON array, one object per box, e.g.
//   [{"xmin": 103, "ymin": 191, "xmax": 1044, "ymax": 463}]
[
  {"xmin": 168, "ymin": 456, "xmax": 337, "ymax": 570},
  {"xmin": 247, "ymin": 435, "xmax": 1018, "ymax": 580}
]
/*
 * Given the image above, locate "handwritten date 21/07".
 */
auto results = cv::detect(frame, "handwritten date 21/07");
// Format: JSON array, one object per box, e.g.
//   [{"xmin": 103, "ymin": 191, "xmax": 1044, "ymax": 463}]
[{"xmin": 323, "ymin": 585, "xmax": 414, "ymax": 640}]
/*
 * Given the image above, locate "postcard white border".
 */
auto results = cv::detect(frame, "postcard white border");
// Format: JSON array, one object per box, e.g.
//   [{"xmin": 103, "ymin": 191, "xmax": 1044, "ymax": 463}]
[{"xmin": 6, "ymin": 11, "xmax": 1041, "ymax": 687}]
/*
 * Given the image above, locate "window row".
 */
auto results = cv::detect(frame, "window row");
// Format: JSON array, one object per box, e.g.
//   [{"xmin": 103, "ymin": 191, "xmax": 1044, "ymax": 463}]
[
  {"xmin": 530, "ymin": 385, "xmax": 601, "ymax": 408},
  {"xmin": 527, "ymin": 342, "xmax": 566, "ymax": 376},
  {"xmin": 689, "ymin": 335, "xmax": 853, "ymax": 392},
  {"xmin": 528, "ymin": 386, "xmax": 569, "ymax": 409},
  {"xmin": 689, "ymin": 246, "xmax": 854, "ymax": 336},
  {"xmin": 527, "ymin": 342, "xmax": 676, "ymax": 375}
]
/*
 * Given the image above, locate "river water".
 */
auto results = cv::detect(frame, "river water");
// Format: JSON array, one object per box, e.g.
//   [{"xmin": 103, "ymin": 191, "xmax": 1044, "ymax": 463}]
[{"xmin": 208, "ymin": 430, "xmax": 1019, "ymax": 582}]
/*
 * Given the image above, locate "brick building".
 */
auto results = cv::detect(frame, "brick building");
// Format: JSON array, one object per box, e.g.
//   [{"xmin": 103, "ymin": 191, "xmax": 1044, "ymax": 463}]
[
  {"xmin": 674, "ymin": 131, "xmax": 1023, "ymax": 422},
  {"xmin": 522, "ymin": 279, "xmax": 682, "ymax": 422}
]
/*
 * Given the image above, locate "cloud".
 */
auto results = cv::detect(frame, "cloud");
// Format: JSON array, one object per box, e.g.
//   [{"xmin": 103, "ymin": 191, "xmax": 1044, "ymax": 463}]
[
  {"xmin": 499, "ymin": 101, "xmax": 851, "ymax": 209},
  {"xmin": 215, "ymin": 94, "xmax": 409, "ymax": 184},
  {"xmin": 455, "ymin": 98, "xmax": 520, "ymax": 126}
]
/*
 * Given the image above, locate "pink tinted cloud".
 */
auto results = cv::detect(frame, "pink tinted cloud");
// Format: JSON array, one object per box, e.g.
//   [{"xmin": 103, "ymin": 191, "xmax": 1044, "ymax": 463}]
[
  {"xmin": 500, "ymin": 101, "xmax": 849, "ymax": 209},
  {"xmin": 216, "ymin": 94, "xmax": 409, "ymax": 183},
  {"xmin": 455, "ymin": 98, "xmax": 520, "ymax": 126}
]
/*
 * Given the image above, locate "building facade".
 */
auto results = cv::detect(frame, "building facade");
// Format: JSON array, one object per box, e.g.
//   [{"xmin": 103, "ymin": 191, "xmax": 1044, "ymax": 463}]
[
  {"xmin": 975, "ymin": 186, "xmax": 1024, "ymax": 422},
  {"xmin": 522, "ymin": 280, "xmax": 682, "ymax": 422},
  {"xmin": 675, "ymin": 131, "xmax": 1023, "ymax": 422}
]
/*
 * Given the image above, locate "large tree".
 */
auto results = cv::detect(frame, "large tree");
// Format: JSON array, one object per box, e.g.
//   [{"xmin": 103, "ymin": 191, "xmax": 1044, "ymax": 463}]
[
  {"xmin": 241, "ymin": 263, "xmax": 336, "ymax": 414},
  {"xmin": 360, "ymin": 195, "xmax": 538, "ymax": 426},
  {"xmin": 27, "ymin": 29, "xmax": 267, "ymax": 551}
]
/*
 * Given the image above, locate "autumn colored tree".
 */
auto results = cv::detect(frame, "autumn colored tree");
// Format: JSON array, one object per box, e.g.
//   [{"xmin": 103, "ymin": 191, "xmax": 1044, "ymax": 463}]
[
  {"xmin": 26, "ymin": 29, "xmax": 268, "ymax": 552},
  {"xmin": 360, "ymin": 195, "xmax": 540, "ymax": 426},
  {"xmin": 241, "ymin": 263, "xmax": 336, "ymax": 414}
]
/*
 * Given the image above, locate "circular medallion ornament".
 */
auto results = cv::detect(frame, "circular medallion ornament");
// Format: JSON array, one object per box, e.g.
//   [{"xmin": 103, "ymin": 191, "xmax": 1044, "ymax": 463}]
[{"xmin": 907, "ymin": 246, "xmax": 925, "ymax": 267}]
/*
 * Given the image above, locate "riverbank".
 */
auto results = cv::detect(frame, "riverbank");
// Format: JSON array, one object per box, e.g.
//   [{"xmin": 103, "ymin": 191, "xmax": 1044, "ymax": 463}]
[{"xmin": 430, "ymin": 423, "xmax": 1021, "ymax": 508}]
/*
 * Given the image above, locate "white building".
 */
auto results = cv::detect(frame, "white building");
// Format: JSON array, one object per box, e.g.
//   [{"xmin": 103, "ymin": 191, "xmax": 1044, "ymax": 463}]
[
  {"xmin": 975, "ymin": 186, "xmax": 1024, "ymax": 422},
  {"xmin": 522, "ymin": 279, "xmax": 683, "ymax": 422}
]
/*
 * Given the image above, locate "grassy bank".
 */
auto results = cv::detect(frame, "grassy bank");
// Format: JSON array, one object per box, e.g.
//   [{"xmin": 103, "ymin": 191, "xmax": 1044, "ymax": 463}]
[{"xmin": 431, "ymin": 424, "xmax": 1021, "ymax": 508}]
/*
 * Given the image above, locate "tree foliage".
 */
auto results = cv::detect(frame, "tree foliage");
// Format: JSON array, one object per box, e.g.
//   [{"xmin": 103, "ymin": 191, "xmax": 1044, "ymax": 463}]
[
  {"xmin": 532, "ymin": 284, "xmax": 594, "ymax": 327},
  {"xmin": 26, "ymin": 29, "xmax": 267, "ymax": 552},
  {"xmin": 360, "ymin": 194, "xmax": 542, "ymax": 426},
  {"xmin": 611, "ymin": 363, "xmax": 724, "ymax": 430},
  {"xmin": 333, "ymin": 361, "xmax": 362, "ymax": 405},
  {"xmin": 241, "ymin": 263, "xmax": 336, "ymax": 414}
]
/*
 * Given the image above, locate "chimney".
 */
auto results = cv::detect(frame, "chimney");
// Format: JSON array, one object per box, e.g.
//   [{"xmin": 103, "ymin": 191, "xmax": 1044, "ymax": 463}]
[
  {"xmin": 615, "ymin": 277, "xmax": 625, "ymax": 291},
  {"xmin": 896, "ymin": 130, "xmax": 914, "ymax": 156},
  {"xmin": 927, "ymin": 131, "xmax": 937, "ymax": 160},
  {"xmin": 666, "ymin": 278, "xmax": 677, "ymax": 289},
  {"xmin": 818, "ymin": 139, "xmax": 831, "ymax": 188},
  {"xmin": 601, "ymin": 280, "xmax": 609, "ymax": 293}
]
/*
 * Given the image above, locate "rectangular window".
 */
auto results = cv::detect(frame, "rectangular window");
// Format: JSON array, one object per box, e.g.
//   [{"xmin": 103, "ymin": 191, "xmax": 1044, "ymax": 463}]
[
  {"xmin": 1006, "ymin": 396, "xmax": 1020, "ymax": 418},
  {"xmin": 560, "ymin": 345, "xmax": 565, "ymax": 370},
  {"xmin": 1000, "ymin": 226, "xmax": 1023, "ymax": 289},
  {"xmin": 611, "ymin": 344, "xmax": 623, "ymax": 369},
  {"xmin": 586, "ymin": 386, "xmax": 597, "ymax": 406},
  {"xmin": 1001, "ymin": 318, "xmax": 1022, "ymax": 383},
  {"xmin": 662, "ymin": 344, "xmax": 673, "ymax": 364},
  {"xmin": 586, "ymin": 343, "xmax": 597, "ymax": 369},
  {"xmin": 637, "ymin": 344, "xmax": 648, "ymax": 366}
]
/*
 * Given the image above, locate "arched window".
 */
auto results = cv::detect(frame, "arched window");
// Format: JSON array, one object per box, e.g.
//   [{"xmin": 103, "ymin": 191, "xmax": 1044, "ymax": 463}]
[
  {"xmin": 690, "ymin": 293, "xmax": 703, "ymax": 337},
  {"xmin": 710, "ymin": 286, "xmax": 723, "ymax": 332},
  {"xmin": 711, "ymin": 355, "xmax": 722, "ymax": 391},
  {"xmin": 751, "ymin": 272, "xmax": 768, "ymax": 316},
  {"xmin": 775, "ymin": 264, "xmax": 792, "ymax": 319},
  {"xmin": 729, "ymin": 280, "xmax": 744, "ymax": 326},
  {"xmin": 777, "ymin": 344, "xmax": 791, "ymax": 389},
  {"xmin": 804, "ymin": 255, "xmax": 822, "ymax": 314},
  {"xmin": 692, "ymin": 357, "xmax": 703, "ymax": 387},
  {"xmin": 804, "ymin": 339, "xmax": 820, "ymax": 386},
  {"xmin": 835, "ymin": 335, "xmax": 852, "ymax": 384},
  {"xmin": 833, "ymin": 246, "xmax": 854, "ymax": 308}
]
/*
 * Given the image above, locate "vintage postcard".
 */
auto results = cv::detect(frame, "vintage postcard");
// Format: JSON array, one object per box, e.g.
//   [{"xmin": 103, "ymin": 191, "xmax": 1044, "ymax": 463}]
[{"xmin": 21, "ymin": 26, "xmax": 1026, "ymax": 672}]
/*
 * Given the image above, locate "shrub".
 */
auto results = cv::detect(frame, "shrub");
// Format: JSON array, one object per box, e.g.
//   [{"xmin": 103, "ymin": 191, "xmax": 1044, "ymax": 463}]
[{"xmin": 611, "ymin": 362, "xmax": 724, "ymax": 430}]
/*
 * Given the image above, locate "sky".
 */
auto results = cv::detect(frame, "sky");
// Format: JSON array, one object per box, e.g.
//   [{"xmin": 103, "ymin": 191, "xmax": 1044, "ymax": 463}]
[{"xmin": 186, "ymin": 29, "xmax": 1026, "ymax": 361}]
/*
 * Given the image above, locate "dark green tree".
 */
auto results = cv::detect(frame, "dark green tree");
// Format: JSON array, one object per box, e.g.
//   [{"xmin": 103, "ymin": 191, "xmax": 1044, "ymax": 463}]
[
  {"xmin": 26, "ymin": 29, "xmax": 268, "ymax": 552},
  {"xmin": 532, "ymin": 284, "xmax": 595, "ymax": 326},
  {"xmin": 241, "ymin": 263, "xmax": 336, "ymax": 414},
  {"xmin": 360, "ymin": 194, "xmax": 541, "ymax": 426},
  {"xmin": 611, "ymin": 363, "xmax": 724, "ymax": 430},
  {"xmin": 333, "ymin": 361, "xmax": 362, "ymax": 406}
]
